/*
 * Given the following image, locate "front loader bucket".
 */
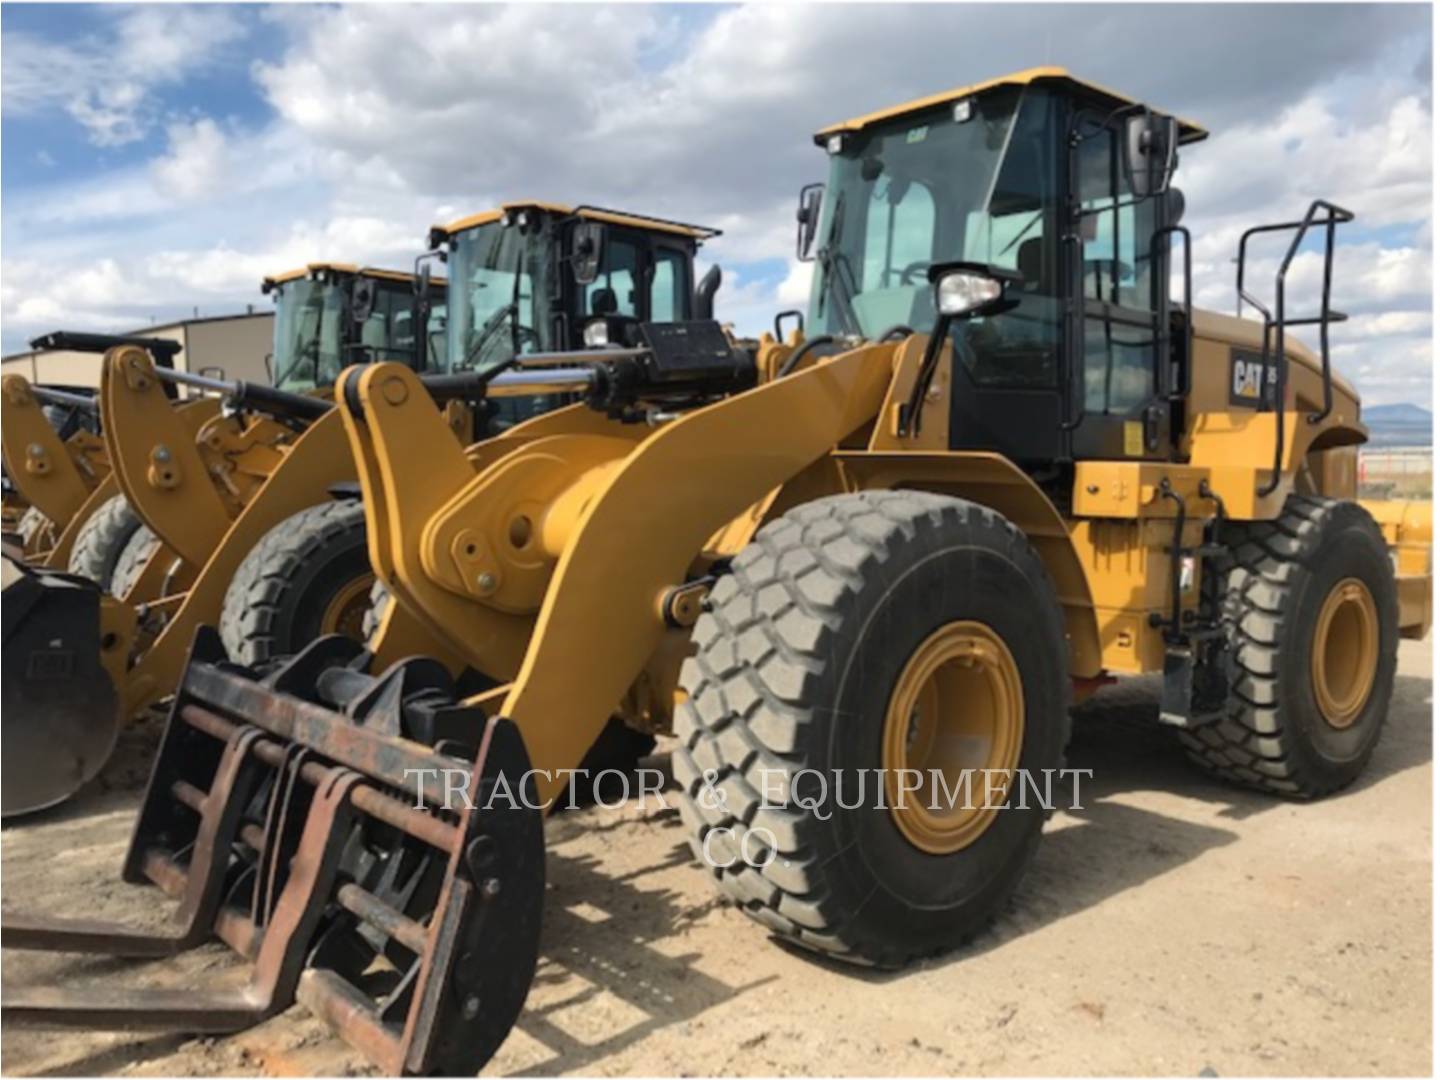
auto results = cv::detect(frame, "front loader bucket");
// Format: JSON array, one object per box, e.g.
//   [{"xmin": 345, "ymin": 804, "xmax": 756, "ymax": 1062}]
[
  {"xmin": 1, "ymin": 629, "xmax": 545, "ymax": 1076},
  {"xmin": 1, "ymin": 555, "xmax": 122, "ymax": 817}
]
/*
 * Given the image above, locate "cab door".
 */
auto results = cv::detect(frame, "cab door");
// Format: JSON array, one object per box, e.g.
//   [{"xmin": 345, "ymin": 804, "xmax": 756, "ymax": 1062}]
[
  {"xmin": 1066, "ymin": 111, "xmax": 1172, "ymax": 461},
  {"xmin": 946, "ymin": 87, "xmax": 1067, "ymax": 464}
]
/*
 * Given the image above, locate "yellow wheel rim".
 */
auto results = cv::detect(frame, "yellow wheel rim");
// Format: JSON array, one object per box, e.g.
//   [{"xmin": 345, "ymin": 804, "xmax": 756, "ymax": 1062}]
[
  {"xmin": 882, "ymin": 621, "xmax": 1024, "ymax": 855},
  {"xmin": 1311, "ymin": 577, "xmax": 1379, "ymax": 730},
  {"xmin": 320, "ymin": 573, "xmax": 376, "ymax": 642}
]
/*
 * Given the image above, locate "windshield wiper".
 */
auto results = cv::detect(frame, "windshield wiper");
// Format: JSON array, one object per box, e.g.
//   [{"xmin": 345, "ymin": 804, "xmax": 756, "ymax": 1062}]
[
  {"xmin": 817, "ymin": 191, "xmax": 863, "ymax": 338},
  {"xmin": 272, "ymin": 337, "xmax": 322, "ymax": 390},
  {"xmin": 997, "ymin": 208, "xmax": 1045, "ymax": 259},
  {"xmin": 461, "ymin": 302, "xmax": 517, "ymax": 373}
]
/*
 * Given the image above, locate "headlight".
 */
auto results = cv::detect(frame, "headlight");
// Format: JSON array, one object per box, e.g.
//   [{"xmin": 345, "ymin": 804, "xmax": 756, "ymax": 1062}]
[
  {"xmin": 583, "ymin": 319, "xmax": 610, "ymax": 348},
  {"xmin": 934, "ymin": 270, "xmax": 1004, "ymax": 317}
]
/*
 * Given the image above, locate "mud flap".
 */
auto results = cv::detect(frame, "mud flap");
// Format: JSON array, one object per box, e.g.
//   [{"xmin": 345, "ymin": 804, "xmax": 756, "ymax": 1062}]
[
  {"xmin": 1, "ymin": 629, "xmax": 545, "ymax": 1076},
  {"xmin": 1, "ymin": 555, "xmax": 121, "ymax": 817}
]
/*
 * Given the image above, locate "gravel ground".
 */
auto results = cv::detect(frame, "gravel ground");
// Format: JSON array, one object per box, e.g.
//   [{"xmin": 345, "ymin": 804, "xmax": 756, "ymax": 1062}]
[{"xmin": 2, "ymin": 639, "xmax": 1430, "ymax": 1077}]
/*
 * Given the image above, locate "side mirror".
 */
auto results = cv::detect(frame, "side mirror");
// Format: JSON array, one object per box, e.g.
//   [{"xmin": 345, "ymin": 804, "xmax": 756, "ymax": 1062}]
[
  {"xmin": 929, "ymin": 262, "xmax": 1020, "ymax": 321},
  {"xmin": 351, "ymin": 278, "xmax": 376, "ymax": 324},
  {"xmin": 1125, "ymin": 113, "xmax": 1178, "ymax": 198},
  {"xmin": 796, "ymin": 182, "xmax": 824, "ymax": 262},
  {"xmin": 416, "ymin": 260, "xmax": 432, "ymax": 297},
  {"xmin": 571, "ymin": 222, "xmax": 605, "ymax": 286}
]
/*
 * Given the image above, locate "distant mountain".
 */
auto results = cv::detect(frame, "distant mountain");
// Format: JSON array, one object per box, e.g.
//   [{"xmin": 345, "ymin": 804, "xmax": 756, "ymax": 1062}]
[
  {"xmin": 1367, "ymin": 403, "xmax": 1433, "ymax": 424},
  {"xmin": 1365, "ymin": 403, "xmax": 1432, "ymax": 449}
]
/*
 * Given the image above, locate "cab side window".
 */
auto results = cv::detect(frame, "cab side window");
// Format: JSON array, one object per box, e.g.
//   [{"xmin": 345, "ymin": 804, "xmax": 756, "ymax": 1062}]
[
  {"xmin": 587, "ymin": 237, "xmax": 640, "ymax": 318},
  {"xmin": 650, "ymin": 247, "xmax": 688, "ymax": 322}
]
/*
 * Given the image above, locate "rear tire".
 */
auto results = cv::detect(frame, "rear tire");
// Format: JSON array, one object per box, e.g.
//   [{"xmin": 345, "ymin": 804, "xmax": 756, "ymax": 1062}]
[
  {"xmin": 674, "ymin": 491, "xmax": 1069, "ymax": 967},
  {"xmin": 220, "ymin": 501, "xmax": 374, "ymax": 666},
  {"xmin": 1178, "ymin": 495, "xmax": 1398, "ymax": 797},
  {"xmin": 68, "ymin": 494, "xmax": 142, "ymax": 590}
]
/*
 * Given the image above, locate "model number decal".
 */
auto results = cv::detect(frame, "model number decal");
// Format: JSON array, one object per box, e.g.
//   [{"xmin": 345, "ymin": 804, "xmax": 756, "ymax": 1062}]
[{"xmin": 1229, "ymin": 348, "xmax": 1276, "ymax": 408}]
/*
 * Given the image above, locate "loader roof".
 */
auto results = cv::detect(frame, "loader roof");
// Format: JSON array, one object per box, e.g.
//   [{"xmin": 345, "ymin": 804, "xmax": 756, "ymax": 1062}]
[
  {"xmin": 261, "ymin": 264, "xmax": 444, "ymax": 290},
  {"xmin": 815, "ymin": 66, "xmax": 1208, "ymax": 145},
  {"xmin": 433, "ymin": 202, "xmax": 721, "ymax": 242}
]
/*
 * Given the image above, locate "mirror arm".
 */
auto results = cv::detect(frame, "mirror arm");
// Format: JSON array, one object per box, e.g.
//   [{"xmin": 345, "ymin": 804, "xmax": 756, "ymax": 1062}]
[{"xmin": 899, "ymin": 314, "xmax": 954, "ymax": 438}]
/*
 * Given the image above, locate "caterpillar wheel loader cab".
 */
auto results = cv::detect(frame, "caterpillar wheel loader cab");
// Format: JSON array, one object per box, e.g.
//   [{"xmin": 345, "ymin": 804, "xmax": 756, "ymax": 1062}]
[
  {"xmin": 0, "ymin": 260, "xmax": 442, "ymax": 593},
  {"xmin": 78, "ymin": 264, "xmax": 451, "ymax": 600},
  {"xmin": 221, "ymin": 201, "xmax": 724, "ymax": 669},
  {"xmin": 0, "ymin": 267, "xmax": 445, "ymax": 819},
  {"xmin": 3, "ymin": 69, "xmax": 1429, "ymax": 1071}
]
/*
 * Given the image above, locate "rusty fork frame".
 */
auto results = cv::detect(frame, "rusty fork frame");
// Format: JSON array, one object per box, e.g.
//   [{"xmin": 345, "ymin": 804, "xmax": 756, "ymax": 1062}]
[{"xmin": 1, "ymin": 629, "xmax": 545, "ymax": 1075}]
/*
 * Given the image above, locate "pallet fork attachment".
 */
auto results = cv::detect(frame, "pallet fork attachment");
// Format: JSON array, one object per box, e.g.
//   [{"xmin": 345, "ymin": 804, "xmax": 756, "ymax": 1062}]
[{"xmin": 1, "ymin": 628, "xmax": 545, "ymax": 1075}]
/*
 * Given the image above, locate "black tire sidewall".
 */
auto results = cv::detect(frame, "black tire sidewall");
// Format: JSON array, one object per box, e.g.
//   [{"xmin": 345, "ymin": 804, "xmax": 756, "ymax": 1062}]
[
  {"xmin": 269, "ymin": 524, "xmax": 372, "ymax": 654},
  {"xmin": 798, "ymin": 530, "xmax": 1067, "ymax": 954},
  {"xmin": 1273, "ymin": 507, "xmax": 1398, "ymax": 783}
]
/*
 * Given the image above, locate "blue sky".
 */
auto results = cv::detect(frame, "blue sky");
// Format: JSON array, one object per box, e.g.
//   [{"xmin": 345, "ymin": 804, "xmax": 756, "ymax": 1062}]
[
  {"xmin": 3, "ymin": 5, "xmax": 270, "ymax": 185},
  {"xmin": 1, "ymin": 3, "xmax": 1432, "ymax": 404}
]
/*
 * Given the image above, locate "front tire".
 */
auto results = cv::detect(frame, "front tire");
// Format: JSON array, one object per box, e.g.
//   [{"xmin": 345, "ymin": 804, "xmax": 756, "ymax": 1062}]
[
  {"xmin": 68, "ymin": 494, "xmax": 142, "ymax": 590},
  {"xmin": 110, "ymin": 525, "xmax": 165, "ymax": 600},
  {"xmin": 220, "ymin": 501, "xmax": 375, "ymax": 666},
  {"xmin": 1178, "ymin": 495, "xmax": 1398, "ymax": 797},
  {"xmin": 16, "ymin": 506, "xmax": 54, "ymax": 555},
  {"xmin": 674, "ymin": 491, "xmax": 1069, "ymax": 967}
]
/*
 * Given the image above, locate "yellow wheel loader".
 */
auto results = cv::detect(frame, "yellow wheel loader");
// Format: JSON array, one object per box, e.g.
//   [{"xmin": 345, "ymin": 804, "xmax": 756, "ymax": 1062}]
[
  {"xmin": 47, "ymin": 267, "xmax": 449, "ymax": 596},
  {"xmin": 0, "ymin": 345, "xmax": 180, "ymax": 575},
  {"xmin": 0, "ymin": 207, "xmax": 721, "ymax": 819},
  {"xmin": 219, "ymin": 204, "xmax": 723, "ymax": 670},
  {"xmin": 0, "ymin": 379, "xmax": 104, "ymax": 547},
  {"xmin": 0, "ymin": 267, "xmax": 445, "ymax": 818},
  {"xmin": 2, "ymin": 70, "xmax": 1428, "ymax": 1072}
]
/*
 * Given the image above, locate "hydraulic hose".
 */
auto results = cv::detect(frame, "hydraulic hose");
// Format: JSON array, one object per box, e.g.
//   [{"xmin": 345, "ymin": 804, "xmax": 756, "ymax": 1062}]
[{"xmin": 777, "ymin": 335, "xmax": 835, "ymax": 379}]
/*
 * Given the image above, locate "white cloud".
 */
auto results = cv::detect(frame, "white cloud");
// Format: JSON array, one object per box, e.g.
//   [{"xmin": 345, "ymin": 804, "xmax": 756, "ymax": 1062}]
[
  {"xmin": 1, "ymin": 4, "xmax": 1430, "ymax": 409},
  {"xmin": 776, "ymin": 261, "xmax": 815, "ymax": 308},
  {"xmin": 2, "ymin": 7, "xmax": 247, "ymax": 146},
  {"xmin": 152, "ymin": 119, "xmax": 233, "ymax": 201}
]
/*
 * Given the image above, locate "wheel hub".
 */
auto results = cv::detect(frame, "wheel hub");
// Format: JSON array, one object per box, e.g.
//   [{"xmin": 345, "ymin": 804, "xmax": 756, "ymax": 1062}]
[
  {"xmin": 1311, "ymin": 577, "xmax": 1379, "ymax": 730},
  {"xmin": 320, "ymin": 574, "xmax": 376, "ymax": 642},
  {"xmin": 882, "ymin": 621, "xmax": 1024, "ymax": 854}
]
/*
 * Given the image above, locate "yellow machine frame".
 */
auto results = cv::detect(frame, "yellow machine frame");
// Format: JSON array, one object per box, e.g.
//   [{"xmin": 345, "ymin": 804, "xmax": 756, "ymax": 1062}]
[{"xmin": 343, "ymin": 286, "xmax": 1430, "ymax": 799}]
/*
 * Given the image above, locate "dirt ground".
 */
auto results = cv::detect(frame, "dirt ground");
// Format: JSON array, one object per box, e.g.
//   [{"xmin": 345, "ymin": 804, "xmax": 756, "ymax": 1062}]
[{"xmin": 2, "ymin": 640, "xmax": 1431, "ymax": 1077}]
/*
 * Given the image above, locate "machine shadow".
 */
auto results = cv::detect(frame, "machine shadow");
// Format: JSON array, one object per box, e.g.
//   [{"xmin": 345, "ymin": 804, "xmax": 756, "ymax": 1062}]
[
  {"xmin": 25, "ymin": 1033, "xmax": 193, "ymax": 1078},
  {"xmin": 506, "ymin": 812, "xmax": 775, "ymax": 1076},
  {"xmin": 778, "ymin": 666, "xmax": 1432, "ymax": 982}
]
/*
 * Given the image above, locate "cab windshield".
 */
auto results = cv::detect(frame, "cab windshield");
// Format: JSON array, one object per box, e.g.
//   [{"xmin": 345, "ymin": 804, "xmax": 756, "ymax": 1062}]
[
  {"xmin": 808, "ymin": 88, "xmax": 1031, "ymax": 339},
  {"xmin": 271, "ymin": 278, "xmax": 346, "ymax": 391},
  {"xmin": 810, "ymin": 87, "xmax": 1069, "ymax": 394},
  {"xmin": 446, "ymin": 219, "xmax": 556, "ymax": 376}
]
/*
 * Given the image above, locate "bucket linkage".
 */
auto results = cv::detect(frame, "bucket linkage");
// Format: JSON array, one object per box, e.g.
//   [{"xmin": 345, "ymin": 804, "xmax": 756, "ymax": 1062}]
[{"xmin": 1, "ymin": 628, "xmax": 545, "ymax": 1075}]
